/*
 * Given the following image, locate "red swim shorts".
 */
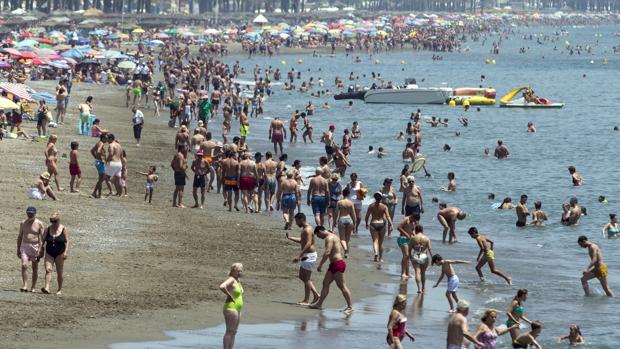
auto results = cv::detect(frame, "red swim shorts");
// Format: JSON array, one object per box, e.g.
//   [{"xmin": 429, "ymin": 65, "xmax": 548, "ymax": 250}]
[
  {"xmin": 328, "ymin": 259, "xmax": 346, "ymax": 274},
  {"xmin": 239, "ymin": 176, "xmax": 257, "ymax": 191},
  {"xmin": 69, "ymin": 163, "xmax": 81, "ymax": 176}
]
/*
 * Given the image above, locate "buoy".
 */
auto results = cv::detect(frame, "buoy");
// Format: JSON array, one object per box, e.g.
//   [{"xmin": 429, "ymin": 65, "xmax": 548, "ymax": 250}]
[
  {"xmin": 448, "ymin": 100, "xmax": 456, "ymax": 107},
  {"xmin": 603, "ymin": 58, "xmax": 608, "ymax": 65},
  {"xmin": 296, "ymin": 59, "xmax": 303, "ymax": 64},
  {"xmin": 281, "ymin": 60, "xmax": 286, "ymax": 65},
  {"xmin": 589, "ymin": 60, "xmax": 594, "ymax": 64},
  {"xmin": 400, "ymin": 60, "xmax": 406, "ymax": 64},
  {"xmin": 374, "ymin": 59, "xmax": 381, "ymax": 64},
  {"xmin": 463, "ymin": 100, "xmax": 471, "ymax": 107}
]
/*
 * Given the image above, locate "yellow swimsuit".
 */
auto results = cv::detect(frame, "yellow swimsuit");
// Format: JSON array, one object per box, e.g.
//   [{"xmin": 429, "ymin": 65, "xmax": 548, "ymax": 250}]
[{"xmin": 223, "ymin": 281, "xmax": 244, "ymax": 313}]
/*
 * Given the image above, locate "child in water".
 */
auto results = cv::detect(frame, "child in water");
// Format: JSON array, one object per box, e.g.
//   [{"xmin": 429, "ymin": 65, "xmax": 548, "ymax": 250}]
[
  {"xmin": 432, "ymin": 254, "xmax": 470, "ymax": 312},
  {"xmin": 558, "ymin": 324, "xmax": 585, "ymax": 345},
  {"xmin": 513, "ymin": 321, "xmax": 543, "ymax": 348}
]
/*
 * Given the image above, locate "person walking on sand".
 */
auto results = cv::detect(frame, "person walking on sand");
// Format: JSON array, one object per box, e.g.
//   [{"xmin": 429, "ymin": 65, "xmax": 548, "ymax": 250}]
[
  {"xmin": 136, "ymin": 166, "xmax": 158, "ymax": 204},
  {"xmin": 221, "ymin": 148, "xmax": 240, "ymax": 211},
  {"xmin": 17, "ymin": 207, "xmax": 44, "ymax": 292},
  {"xmin": 278, "ymin": 170, "xmax": 300, "ymax": 230},
  {"xmin": 516, "ymin": 194, "xmax": 529, "ymax": 227},
  {"xmin": 44, "ymin": 135, "xmax": 63, "ymax": 192},
  {"xmin": 410, "ymin": 225, "xmax": 432, "ymax": 294},
  {"xmin": 239, "ymin": 152, "xmax": 258, "ymax": 213},
  {"xmin": 432, "ymin": 254, "xmax": 470, "ymax": 312},
  {"xmin": 288, "ymin": 213, "xmax": 320, "ymax": 305},
  {"xmin": 474, "ymin": 309, "xmax": 519, "ymax": 349},
  {"xmin": 386, "ymin": 294, "xmax": 415, "ymax": 349},
  {"xmin": 131, "ymin": 106, "xmax": 144, "ymax": 147},
  {"xmin": 220, "ymin": 263, "xmax": 244, "ymax": 349},
  {"xmin": 578, "ymin": 235, "xmax": 614, "ymax": 297},
  {"xmin": 40, "ymin": 212, "xmax": 69, "ymax": 295},
  {"xmin": 263, "ymin": 152, "xmax": 278, "ymax": 211},
  {"xmin": 446, "ymin": 300, "xmax": 484, "ymax": 349},
  {"xmin": 105, "ymin": 134, "xmax": 124, "ymax": 196},
  {"xmin": 437, "ymin": 203, "xmax": 466, "ymax": 243},
  {"xmin": 191, "ymin": 150, "xmax": 212, "ymax": 209},
  {"xmin": 307, "ymin": 167, "xmax": 329, "ymax": 226},
  {"xmin": 365, "ymin": 192, "xmax": 393, "ymax": 263},
  {"xmin": 171, "ymin": 145, "xmax": 188, "ymax": 208},
  {"xmin": 468, "ymin": 227, "xmax": 512, "ymax": 285},
  {"xmin": 309, "ymin": 226, "xmax": 353, "ymax": 314},
  {"xmin": 90, "ymin": 134, "xmax": 112, "ymax": 198},
  {"xmin": 69, "ymin": 141, "xmax": 81, "ymax": 193}
]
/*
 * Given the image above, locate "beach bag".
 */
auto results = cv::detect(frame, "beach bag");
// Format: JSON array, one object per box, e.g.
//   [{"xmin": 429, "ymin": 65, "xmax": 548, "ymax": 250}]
[{"xmin": 46, "ymin": 110, "xmax": 53, "ymax": 122}]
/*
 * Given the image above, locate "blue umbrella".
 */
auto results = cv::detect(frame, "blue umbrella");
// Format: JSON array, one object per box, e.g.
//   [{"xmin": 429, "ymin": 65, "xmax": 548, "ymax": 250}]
[
  {"xmin": 48, "ymin": 61, "xmax": 70, "ymax": 69},
  {"xmin": 61, "ymin": 49, "xmax": 85, "ymax": 59},
  {"xmin": 32, "ymin": 92, "xmax": 57, "ymax": 106},
  {"xmin": 76, "ymin": 38, "xmax": 90, "ymax": 45}
]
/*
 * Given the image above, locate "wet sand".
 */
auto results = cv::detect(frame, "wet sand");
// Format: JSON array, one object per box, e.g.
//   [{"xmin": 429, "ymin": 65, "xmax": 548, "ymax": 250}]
[{"xmin": 0, "ymin": 77, "xmax": 387, "ymax": 348}]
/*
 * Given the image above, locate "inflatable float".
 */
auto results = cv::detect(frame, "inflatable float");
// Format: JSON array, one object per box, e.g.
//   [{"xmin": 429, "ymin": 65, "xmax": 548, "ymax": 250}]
[
  {"xmin": 450, "ymin": 87, "xmax": 496, "ymax": 105},
  {"xmin": 449, "ymin": 95, "xmax": 495, "ymax": 105},
  {"xmin": 500, "ymin": 87, "xmax": 564, "ymax": 108}
]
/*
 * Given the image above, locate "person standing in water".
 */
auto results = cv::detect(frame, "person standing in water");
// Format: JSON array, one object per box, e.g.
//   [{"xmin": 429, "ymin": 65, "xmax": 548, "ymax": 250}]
[
  {"xmin": 512, "ymin": 321, "xmax": 543, "ymax": 349},
  {"xmin": 335, "ymin": 187, "xmax": 356, "ymax": 257},
  {"xmin": 506, "ymin": 289, "xmax": 532, "ymax": 342},
  {"xmin": 386, "ymin": 294, "xmax": 415, "ymax": 348},
  {"xmin": 515, "ymin": 194, "xmax": 529, "ymax": 227},
  {"xmin": 307, "ymin": 167, "xmax": 329, "ymax": 226},
  {"xmin": 288, "ymin": 213, "xmax": 320, "ymax": 305},
  {"xmin": 602, "ymin": 213, "xmax": 619, "ymax": 239},
  {"xmin": 309, "ymin": 226, "xmax": 353, "ymax": 314},
  {"xmin": 410, "ymin": 225, "xmax": 432, "ymax": 294},
  {"xmin": 568, "ymin": 166, "xmax": 583, "ymax": 186},
  {"xmin": 446, "ymin": 300, "xmax": 484, "ymax": 349},
  {"xmin": 365, "ymin": 192, "xmax": 393, "ymax": 263},
  {"xmin": 578, "ymin": 235, "xmax": 614, "ymax": 297},
  {"xmin": 529, "ymin": 201, "xmax": 547, "ymax": 226},
  {"xmin": 437, "ymin": 203, "xmax": 466, "ymax": 243},
  {"xmin": 468, "ymin": 227, "xmax": 512, "ymax": 285},
  {"xmin": 474, "ymin": 309, "xmax": 518, "ymax": 349},
  {"xmin": 396, "ymin": 214, "xmax": 415, "ymax": 280},
  {"xmin": 220, "ymin": 263, "xmax": 244, "ymax": 349}
]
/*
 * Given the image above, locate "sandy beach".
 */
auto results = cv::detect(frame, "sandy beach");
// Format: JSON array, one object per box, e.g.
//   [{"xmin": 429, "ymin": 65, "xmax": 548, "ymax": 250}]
[{"xmin": 0, "ymin": 76, "xmax": 389, "ymax": 349}]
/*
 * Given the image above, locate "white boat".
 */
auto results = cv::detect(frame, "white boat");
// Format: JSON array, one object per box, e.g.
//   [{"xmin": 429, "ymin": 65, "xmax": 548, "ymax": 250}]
[
  {"xmin": 363, "ymin": 84, "xmax": 453, "ymax": 104},
  {"xmin": 500, "ymin": 97, "xmax": 564, "ymax": 108}
]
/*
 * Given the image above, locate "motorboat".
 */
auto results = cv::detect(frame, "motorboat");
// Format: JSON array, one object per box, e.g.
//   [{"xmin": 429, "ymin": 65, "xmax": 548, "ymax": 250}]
[
  {"xmin": 500, "ymin": 87, "xmax": 564, "ymax": 108},
  {"xmin": 363, "ymin": 80, "xmax": 452, "ymax": 104}
]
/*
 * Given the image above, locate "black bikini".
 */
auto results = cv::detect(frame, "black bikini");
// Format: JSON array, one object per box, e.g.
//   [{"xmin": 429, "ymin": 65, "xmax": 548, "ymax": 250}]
[{"xmin": 45, "ymin": 227, "xmax": 66, "ymax": 258}]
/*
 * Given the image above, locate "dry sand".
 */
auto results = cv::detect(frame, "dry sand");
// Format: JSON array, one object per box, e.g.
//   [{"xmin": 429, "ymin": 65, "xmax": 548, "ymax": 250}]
[{"xmin": 0, "ymin": 76, "xmax": 388, "ymax": 348}]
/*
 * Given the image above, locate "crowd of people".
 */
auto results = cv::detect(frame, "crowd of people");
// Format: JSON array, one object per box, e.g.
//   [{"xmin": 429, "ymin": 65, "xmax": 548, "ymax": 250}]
[{"xmin": 6, "ymin": 17, "xmax": 617, "ymax": 349}]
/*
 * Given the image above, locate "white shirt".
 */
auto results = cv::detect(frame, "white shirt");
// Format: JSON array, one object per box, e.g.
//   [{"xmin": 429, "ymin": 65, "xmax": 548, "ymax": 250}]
[{"xmin": 132, "ymin": 110, "xmax": 144, "ymax": 126}]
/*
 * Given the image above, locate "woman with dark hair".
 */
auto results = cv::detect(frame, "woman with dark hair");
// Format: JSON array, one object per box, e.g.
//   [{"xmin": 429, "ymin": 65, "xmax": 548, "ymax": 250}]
[
  {"xmin": 506, "ymin": 289, "xmax": 532, "ymax": 342},
  {"xmin": 365, "ymin": 191, "xmax": 392, "ymax": 262}
]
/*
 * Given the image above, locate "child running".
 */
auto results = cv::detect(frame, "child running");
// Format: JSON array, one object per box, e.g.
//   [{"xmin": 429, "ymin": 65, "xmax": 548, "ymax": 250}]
[
  {"xmin": 432, "ymin": 254, "xmax": 470, "ymax": 312},
  {"xmin": 69, "ymin": 141, "xmax": 81, "ymax": 193},
  {"xmin": 136, "ymin": 166, "xmax": 158, "ymax": 203}
]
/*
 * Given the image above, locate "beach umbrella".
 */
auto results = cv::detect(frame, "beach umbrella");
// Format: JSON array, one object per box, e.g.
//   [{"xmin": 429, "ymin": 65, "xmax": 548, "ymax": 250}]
[
  {"xmin": 253, "ymin": 14, "xmax": 268, "ymax": 24},
  {"xmin": 204, "ymin": 28, "xmax": 220, "ymax": 35},
  {"xmin": 31, "ymin": 92, "xmax": 57, "ymax": 105},
  {"xmin": 36, "ymin": 38, "xmax": 55, "ymax": 45},
  {"xmin": 61, "ymin": 49, "xmax": 84, "ymax": 59},
  {"xmin": 164, "ymin": 28, "xmax": 177, "ymax": 34},
  {"xmin": 2, "ymin": 48, "xmax": 22, "ymax": 56},
  {"xmin": 117, "ymin": 61, "xmax": 136, "ymax": 70},
  {"xmin": 83, "ymin": 8, "xmax": 104, "ymax": 17},
  {"xmin": 48, "ymin": 61, "xmax": 70, "ymax": 69},
  {"xmin": 15, "ymin": 39, "xmax": 38, "ymax": 48},
  {"xmin": 11, "ymin": 8, "xmax": 27, "ymax": 15},
  {"xmin": 117, "ymin": 33, "xmax": 129, "ymax": 39},
  {"xmin": 19, "ymin": 51, "xmax": 37, "ymax": 59},
  {"xmin": 89, "ymin": 29, "xmax": 107, "ymax": 36},
  {"xmin": 146, "ymin": 40, "xmax": 163, "ymax": 47},
  {"xmin": 0, "ymin": 61, "xmax": 11, "ymax": 68},
  {"xmin": 30, "ymin": 59, "xmax": 47, "ymax": 65},
  {"xmin": 19, "ymin": 32, "xmax": 34, "ymax": 37},
  {"xmin": 132, "ymin": 28, "xmax": 145, "ymax": 34},
  {"xmin": 154, "ymin": 32, "xmax": 169, "ymax": 39},
  {"xmin": 0, "ymin": 96, "xmax": 19, "ymax": 109},
  {"xmin": 182, "ymin": 31, "xmax": 196, "ymax": 37},
  {"xmin": 279, "ymin": 33, "xmax": 290, "ymax": 39}
]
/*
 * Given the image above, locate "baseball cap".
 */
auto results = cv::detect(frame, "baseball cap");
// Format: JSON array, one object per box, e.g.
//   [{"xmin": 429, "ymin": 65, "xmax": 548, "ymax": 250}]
[{"xmin": 26, "ymin": 206, "xmax": 36, "ymax": 214}]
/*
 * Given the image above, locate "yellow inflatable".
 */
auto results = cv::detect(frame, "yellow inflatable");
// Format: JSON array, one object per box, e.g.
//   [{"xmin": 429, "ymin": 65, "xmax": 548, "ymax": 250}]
[
  {"xmin": 449, "ymin": 96, "xmax": 495, "ymax": 106},
  {"xmin": 296, "ymin": 59, "xmax": 303, "ymax": 64}
]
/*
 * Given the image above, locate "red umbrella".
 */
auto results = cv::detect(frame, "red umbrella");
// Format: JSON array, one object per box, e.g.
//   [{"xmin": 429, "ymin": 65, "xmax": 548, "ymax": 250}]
[
  {"xmin": 19, "ymin": 32, "xmax": 34, "ymax": 37},
  {"xmin": 36, "ymin": 38, "xmax": 54, "ymax": 45},
  {"xmin": 31, "ymin": 59, "xmax": 47, "ymax": 66},
  {"xmin": 19, "ymin": 51, "xmax": 37, "ymax": 59}
]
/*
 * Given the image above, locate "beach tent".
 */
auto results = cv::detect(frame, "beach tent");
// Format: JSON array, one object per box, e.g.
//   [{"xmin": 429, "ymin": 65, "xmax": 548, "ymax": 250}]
[{"xmin": 253, "ymin": 15, "xmax": 268, "ymax": 24}]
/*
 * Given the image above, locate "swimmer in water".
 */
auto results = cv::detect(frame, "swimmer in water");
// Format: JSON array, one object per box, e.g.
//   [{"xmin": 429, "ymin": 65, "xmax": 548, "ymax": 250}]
[
  {"xmin": 598, "ymin": 195, "xmax": 608, "ymax": 204},
  {"xmin": 458, "ymin": 117, "xmax": 468, "ymax": 127},
  {"xmin": 443, "ymin": 144, "xmax": 451, "ymax": 152},
  {"xmin": 557, "ymin": 324, "xmax": 585, "ymax": 345},
  {"xmin": 396, "ymin": 131, "xmax": 405, "ymax": 140},
  {"xmin": 568, "ymin": 166, "xmax": 582, "ymax": 186},
  {"xmin": 440, "ymin": 172, "xmax": 457, "ymax": 192},
  {"xmin": 377, "ymin": 147, "xmax": 387, "ymax": 158},
  {"xmin": 498, "ymin": 197, "xmax": 513, "ymax": 209},
  {"xmin": 431, "ymin": 254, "xmax": 470, "ymax": 312},
  {"xmin": 602, "ymin": 214, "xmax": 619, "ymax": 239},
  {"xmin": 512, "ymin": 321, "xmax": 543, "ymax": 349},
  {"xmin": 469, "ymin": 227, "xmax": 512, "ymax": 285},
  {"xmin": 529, "ymin": 201, "xmax": 548, "ymax": 226},
  {"xmin": 368, "ymin": 145, "xmax": 375, "ymax": 155},
  {"xmin": 527, "ymin": 121, "xmax": 537, "ymax": 133}
]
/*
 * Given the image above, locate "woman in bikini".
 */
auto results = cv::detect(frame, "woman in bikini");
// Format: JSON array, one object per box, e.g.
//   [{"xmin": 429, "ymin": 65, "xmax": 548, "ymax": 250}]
[
  {"xmin": 506, "ymin": 289, "xmax": 532, "ymax": 342},
  {"xmin": 44, "ymin": 135, "xmax": 63, "ymax": 191},
  {"xmin": 335, "ymin": 187, "xmax": 356, "ymax": 257},
  {"xmin": 602, "ymin": 213, "xmax": 619, "ymax": 239},
  {"xmin": 39, "ymin": 212, "xmax": 69, "ymax": 294},
  {"xmin": 399, "ymin": 165, "xmax": 410, "ymax": 193},
  {"xmin": 380, "ymin": 178, "xmax": 398, "ymax": 235},
  {"xmin": 327, "ymin": 173, "xmax": 342, "ymax": 231},
  {"xmin": 365, "ymin": 192, "xmax": 393, "ymax": 262},
  {"xmin": 529, "ymin": 201, "xmax": 548, "ymax": 226},
  {"xmin": 332, "ymin": 144, "xmax": 350, "ymax": 177},
  {"xmin": 410, "ymin": 225, "xmax": 432, "ymax": 293}
]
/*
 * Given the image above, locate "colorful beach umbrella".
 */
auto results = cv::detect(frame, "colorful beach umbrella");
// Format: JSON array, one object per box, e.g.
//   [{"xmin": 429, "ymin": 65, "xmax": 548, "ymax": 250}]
[{"xmin": 0, "ymin": 96, "xmax": 19, "ymax": 109}]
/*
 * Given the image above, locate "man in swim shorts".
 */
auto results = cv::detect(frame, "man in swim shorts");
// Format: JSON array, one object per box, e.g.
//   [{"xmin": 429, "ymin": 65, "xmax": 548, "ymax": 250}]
[
  {"xmin": 469, "ymin": 227, "xmax": 512, "ymax": 285},
  {"xmin": 288, "ymin": 213, "xmax": 320, "ymax": 305},
  {"xmin": 321, "ymin": 124, "xmax": 336, "ymax": 162},
  {"xmin": 220, "ymin": 147, "xmax": 240, "ymax": 212},
  {"xmin": 239, "ymin": 152, "xmax": 258, "ymax": 213},
  {"xmin": 309, "ymin": 226, "xmax": 353, "ymax": 314},
  {"xmin": 279, "ymin": 170, "xmax": 300, "ymax": 230},
  {"xmin": 446, "ymin": 300, "xmax": 484, "ymax": 349},
  {"xmin": 171, "ymin": 144, "xmax": 188, "ymax": 208},
  {"xmin": 263, "ymin": 152, "xmax": 278, "ymax": 211},
  {"xmin": 90, "ymin": 133, "xmax": 112, "ymax": 198},
  {"xmin": 437, "ymin": 203, "xmax": 466, "ymax": 243},
  {"xmin": 578, "ymin": 235, "xmax": 614, "ymax": 297},
  {"xmin": 191, "ymin": 150, "xmax": 211, "ymax": 209},
  {"xmin": 307, "ymin": 167, "xmax": 329, "ymax": 226},
  {"xmin": 269, "ymin": 117, "xmax": 286, "ymax": 155},
  {"xmin": 17, "ymin": 206, "xmax": 44, "ymax": 292},
  {"xmin": 105, "ymin": 133, "xmax": 124, "ymax": 196},
  {"xmin": 401, "ymin": 176, "xmax": 424, "ymax": 222},
  {"xmin": 515, "ymin": 194, "xmax": 529, "ymax": 227}
]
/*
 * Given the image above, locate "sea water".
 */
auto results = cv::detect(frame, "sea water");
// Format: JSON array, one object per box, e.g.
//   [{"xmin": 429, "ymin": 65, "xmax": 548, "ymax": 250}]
[{"xmin": 111, "ymin": 24, "xmax": 620, "ymax": 348}]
